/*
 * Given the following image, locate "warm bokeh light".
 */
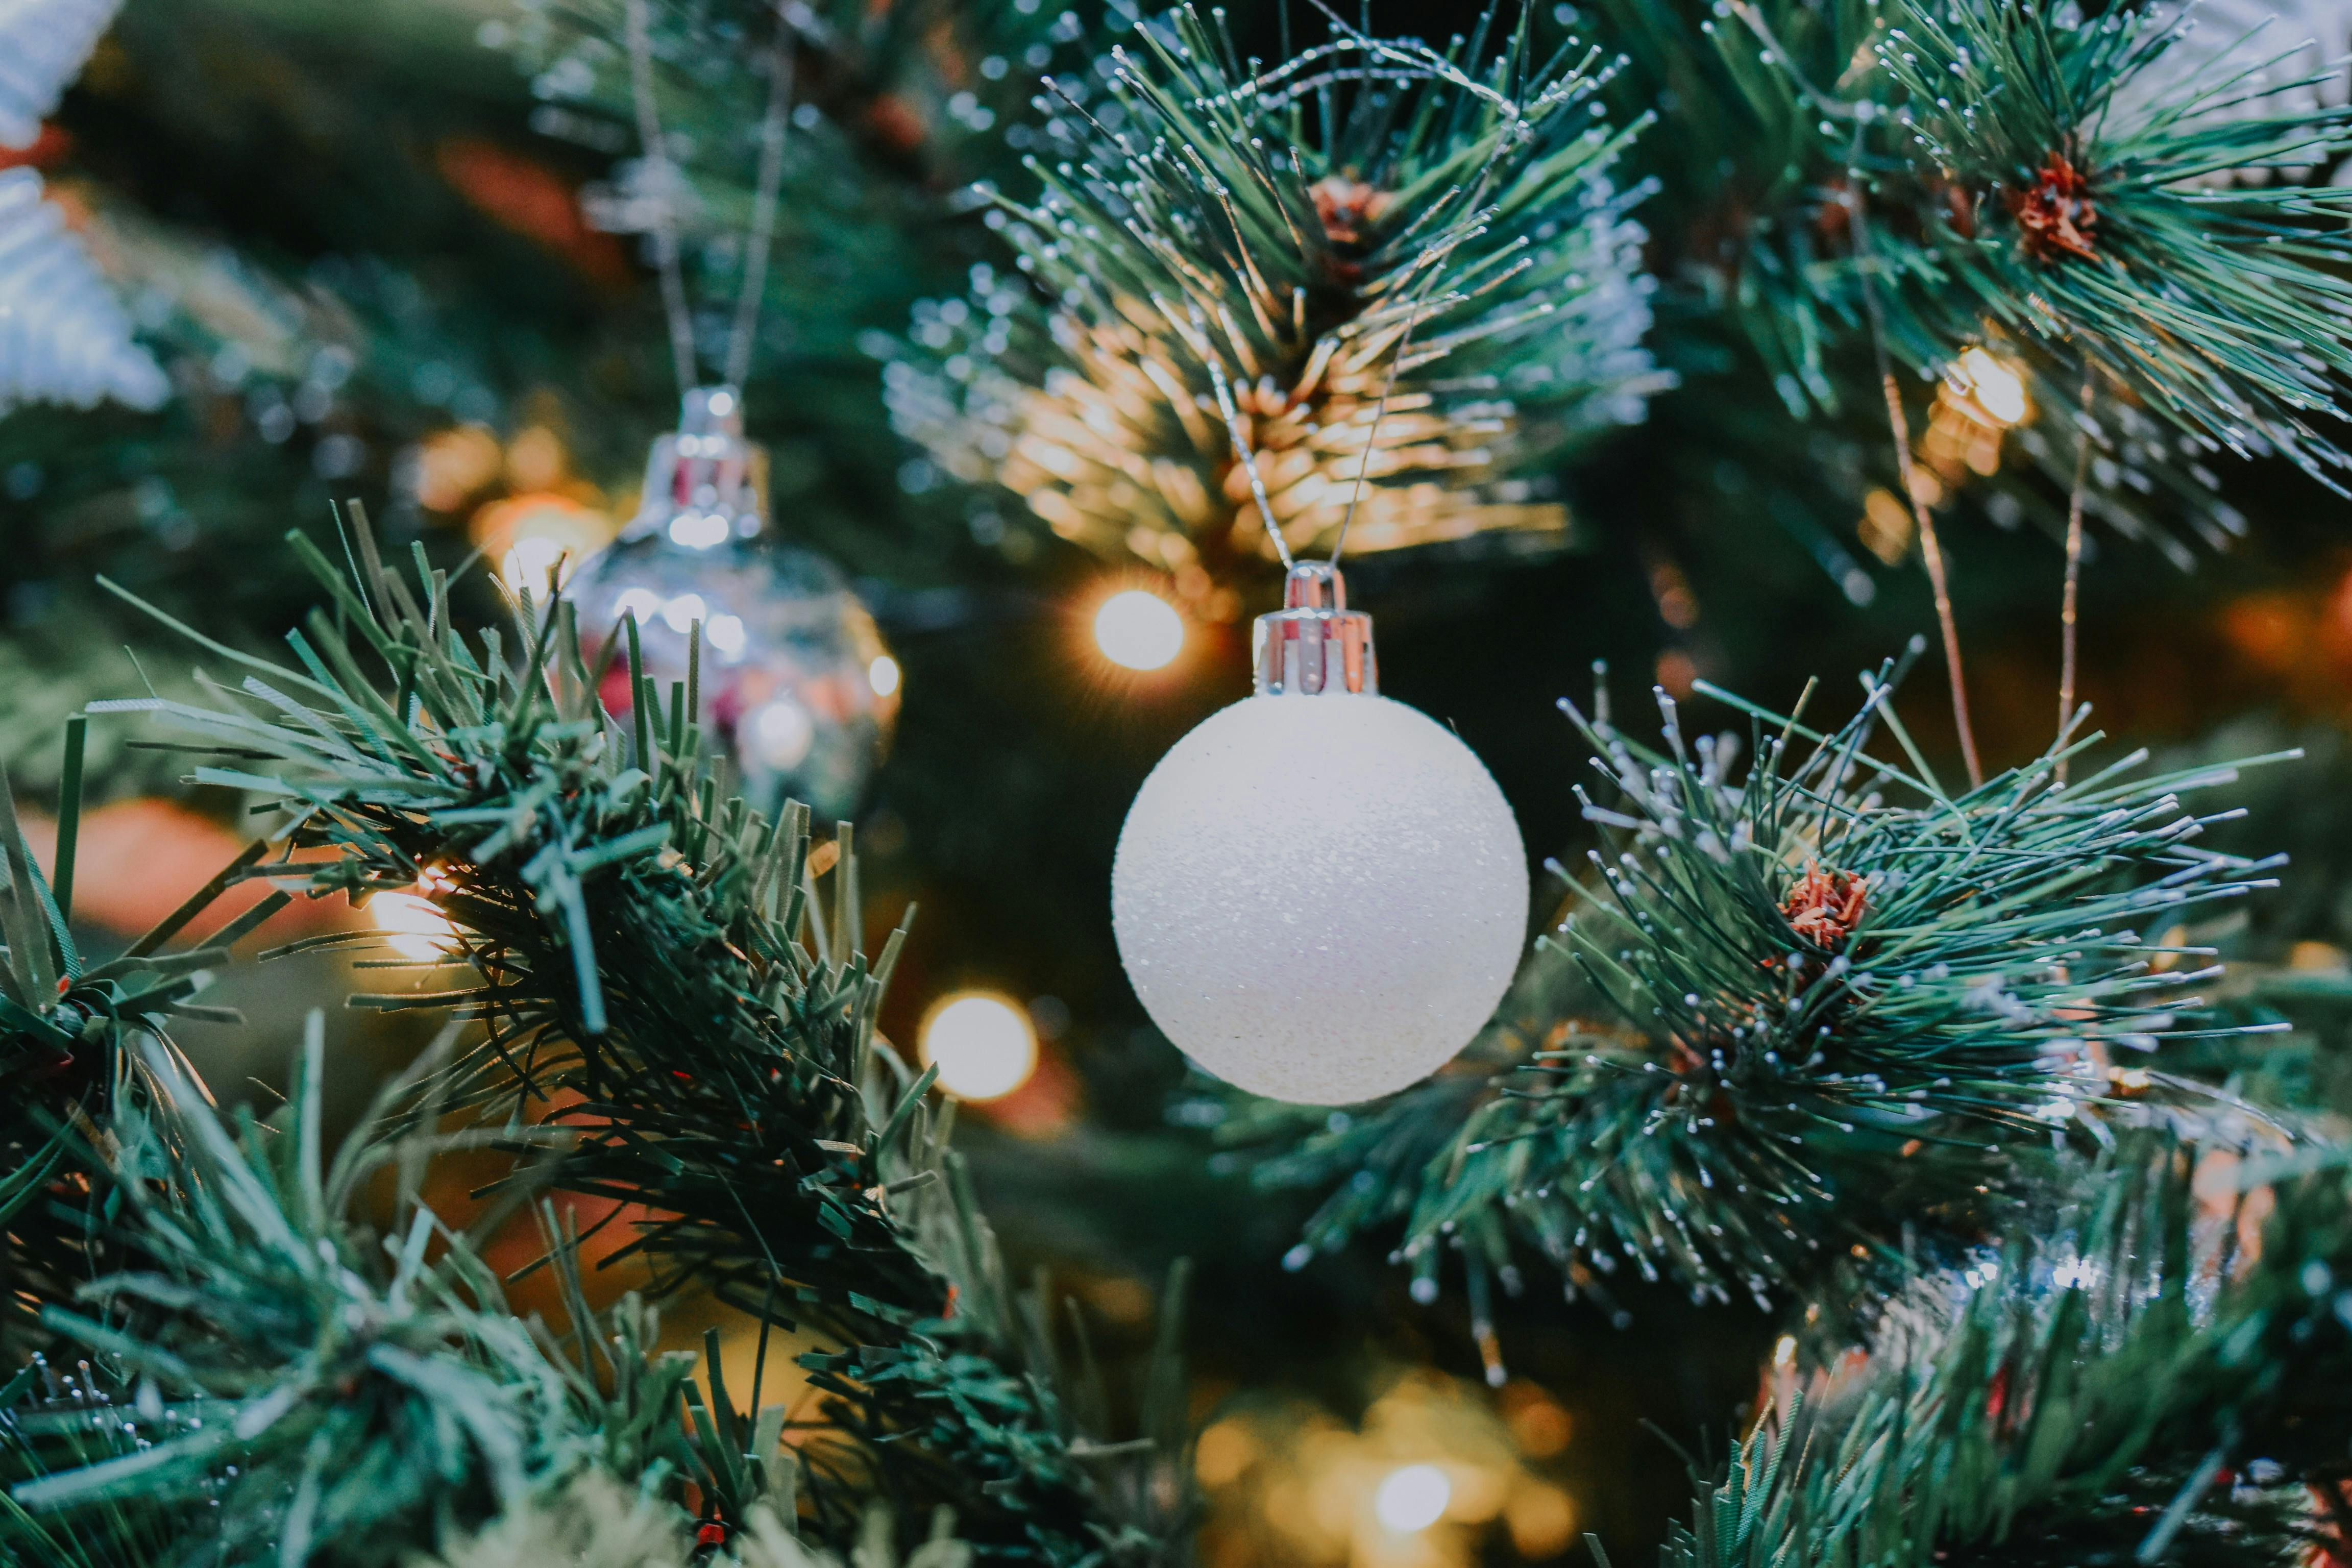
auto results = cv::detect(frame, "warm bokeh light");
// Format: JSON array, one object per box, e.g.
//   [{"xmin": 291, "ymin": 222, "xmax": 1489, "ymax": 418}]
[
  {"xmin": 1191, "ymin": 1367, "xmax": 1575, "ymax": 1568},
  {"xmin": 1092, "ymin": 587, "xmax": 1185, "ymax": 671},
  {"xmin": 472, "ymin": 493, "xmax": 612, "ymax": 597},
  {"xmin": 372, "ymin": 868, "xmax": 460, "ymax": 961},
  {"xmin": 410, "ymin": 424, "xmax": 504, "ymax": 512},
  {"xmin": 869, "ymin": 654, "xmax": 902, "ymax": 698},
  {"xmin": 1952, "ymin": 346, "xmax": 2028, "ymax": 427},
  {"xmin": 918, "ymin": 991, "xmax": 1039, "ymax": 1100},
  {"xmin": 1374, "ymin": 1464, "xmax": 1452, "ymax": 1533}
]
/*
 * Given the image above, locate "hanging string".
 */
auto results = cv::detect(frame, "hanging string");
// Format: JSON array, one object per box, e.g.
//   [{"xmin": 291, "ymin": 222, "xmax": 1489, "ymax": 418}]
[
  {"xmin": 724, "ymin": 12, "xmax": 796, "ymax": 390},
  {"xmin": 1328, "ymin": 264, "xmax": 1447, "ymax": 569},
  {"xmin": 1196, "ymin": 305, "xmax": 1298, "ymax": 572},
  {"xmin": 1841, "ymin": 132, "xmax": 1982, "ymax": 789},
  {"xmin": 624, "ymin": 0, "xmax": 700, "ymax": 396},
  {"xmin": 2056, "ymin": 370, "xmax": 2098, "ymax": 784}
]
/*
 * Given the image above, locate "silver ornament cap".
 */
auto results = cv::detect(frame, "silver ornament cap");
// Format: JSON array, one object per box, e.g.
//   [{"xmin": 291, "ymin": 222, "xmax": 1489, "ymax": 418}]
[
  {"xmin": 627, "ymin": 384, "xmax": 769, "ymax": 543},
  {"xmin": 1254, "ymin": 560, "xmax": 1377, "ymax": 696}
]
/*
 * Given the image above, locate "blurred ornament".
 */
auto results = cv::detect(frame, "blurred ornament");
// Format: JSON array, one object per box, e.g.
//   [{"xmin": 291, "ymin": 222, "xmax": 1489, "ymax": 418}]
[
  {"xmin": 0, "ymin": 0, "xmax": 123, "ymax": 150},
  {"xmin": 469, "ymin": 492, "xmax": 614, "ymax": 597},
  {"xmin": 566, "ymin": 385, "xmax": 896, "ymax": 820},
  {"xmin": 1092, "ymin": 585, "xmax": 1185, "ymax": 671},
  {"xmin": 0, "ymin": 167, "xmax": 165, "ymax": 412},
  {"xmin": 1111, "ymin": 562, "xmax": 1527, "ymax": 1105},
  {"xmin": 917, "ymin": 990, "xmax": 1039, "ymax": 1101}
]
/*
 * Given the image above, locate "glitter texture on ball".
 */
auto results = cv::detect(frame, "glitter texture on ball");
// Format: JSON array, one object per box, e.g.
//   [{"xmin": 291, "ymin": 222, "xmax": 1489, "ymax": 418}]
[{"xmin": 1111, "ymin": 692, "xmax": 1527, "ymax": 1105}]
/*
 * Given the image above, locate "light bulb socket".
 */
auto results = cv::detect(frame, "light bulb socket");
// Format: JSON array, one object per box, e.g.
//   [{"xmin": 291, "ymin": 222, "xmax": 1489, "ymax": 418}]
[
  {"xmin": 1254, "ymin": 561, "xmax": 1377, "ymax": 696},
  {"xmin": 627, "ymin": 384, "xmax": 771, "ymax": 541}
]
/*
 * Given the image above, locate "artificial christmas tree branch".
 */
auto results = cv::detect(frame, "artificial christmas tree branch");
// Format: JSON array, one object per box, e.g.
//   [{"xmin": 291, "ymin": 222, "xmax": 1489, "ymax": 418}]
[
  {"xmin": 8, "ymin": 513, "xmax": 1188, "ymax": 1565},
  {"xmin": 893, "ymin": 3, "xmax": 1668, "ymax": 572},
  {"xmin": 1587, "ymin": 0, "xmax": 2352, "ymax": 597},
  {"xmin": 1660, "ymin": 1137, "xmax": 2352, "ymax": 1568},
  {"xmin": 4, "ymin": 1018, "xmax": 885, "ymax": 1567},
  {"xmin": 1250, "ymin": 654, "xmax": 2296, "ymax": 1321}
]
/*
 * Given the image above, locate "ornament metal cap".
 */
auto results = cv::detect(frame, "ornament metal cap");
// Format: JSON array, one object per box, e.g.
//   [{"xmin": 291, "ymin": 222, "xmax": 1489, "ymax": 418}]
[
  {"xmin": 627, "ymin": 384, "xmax": 771, "ymax": 542},
  {"xmin": 1254, "ymin": 561, "xmax": 1377, "ymax": 696}
]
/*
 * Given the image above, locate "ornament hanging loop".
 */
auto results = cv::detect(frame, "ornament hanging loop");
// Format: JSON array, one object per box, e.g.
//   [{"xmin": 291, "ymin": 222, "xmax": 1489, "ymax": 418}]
[{"xmin": 1255, "ymin": 561, "xmax": 1377, "ymax": 696}]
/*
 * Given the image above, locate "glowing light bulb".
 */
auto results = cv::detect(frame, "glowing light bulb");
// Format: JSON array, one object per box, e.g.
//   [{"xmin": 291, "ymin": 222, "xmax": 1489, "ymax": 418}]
[
  {"xmin": 918, "ymin": 991, "xmax": 1039, "ymax": 1101},
  {"xmin": 1953, "ymin": 347, "xmax": 2028, "ymax": 427},
  {"xmin": 1093, "ymin": 589, "xmax": 1185, "ymax": 671},
  {"xmin": 868, "ymin": 654, "xmax": 902, "ymax": 698},
  {"xmin": 1374, "ymin": 1464, "xmax": 1452, "ymax": 1533},
  {"xmin": 499, "ymin": 533, "xmax": 576, "ymax": 596},
  {"xmin": 372, "ymin": 869, "xmax": 460, "ymax": 961}
]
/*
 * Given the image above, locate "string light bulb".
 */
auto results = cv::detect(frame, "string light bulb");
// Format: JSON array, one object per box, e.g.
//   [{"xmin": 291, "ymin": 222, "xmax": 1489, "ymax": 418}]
[
  {"xmin": 918, "ymin": 991, "xmax": 1039, "ymax": 1100},
  {"xmin": 1373, "ymin": 1464, "xmax": 1452, "ymax": 1533},
  {"xmin": 1950, "ymin": 347, "xmax": 2029, "ymax": 428},
  {"xmin": 371, "ymin": 868, "xmax": 461, "ymax": 961},
  {"xmin": 1092, "ymin": 587, "xmax": 1185, "ymax": 671}
]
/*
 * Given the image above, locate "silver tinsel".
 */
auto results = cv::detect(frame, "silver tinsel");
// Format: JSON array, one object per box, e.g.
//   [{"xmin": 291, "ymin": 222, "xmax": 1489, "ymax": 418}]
[
  {"xmin": 0, "ymin": 168, "xmax": 168, "ymax": 412},
  {"xmin": 0, "ymin": 0, "xmax": 124, "ymax": 149}
]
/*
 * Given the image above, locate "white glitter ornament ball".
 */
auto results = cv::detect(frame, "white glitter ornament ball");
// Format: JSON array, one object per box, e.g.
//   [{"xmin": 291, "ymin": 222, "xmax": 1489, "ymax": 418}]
[{"xmin": 1112, "ymin": 569, "xmax": 1527, "ymax": 1105}]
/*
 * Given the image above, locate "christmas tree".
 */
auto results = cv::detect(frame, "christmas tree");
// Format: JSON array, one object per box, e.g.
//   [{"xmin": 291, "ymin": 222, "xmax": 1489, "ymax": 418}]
[{"xmin": 9, "ymin": 1, "xmax": 2352, "ymax": 1565}]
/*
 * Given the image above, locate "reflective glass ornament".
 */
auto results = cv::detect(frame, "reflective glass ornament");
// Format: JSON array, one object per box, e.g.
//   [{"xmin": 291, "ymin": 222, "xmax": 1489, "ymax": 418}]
[{"xmin": 566, "ymin": 385, "xmax": 898, "ymax": 820}]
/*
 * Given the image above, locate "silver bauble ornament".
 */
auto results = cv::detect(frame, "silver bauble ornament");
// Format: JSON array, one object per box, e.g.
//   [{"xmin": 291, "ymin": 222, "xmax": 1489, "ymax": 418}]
[{"xmin": 566, "ymin": 386, "xmax": 898, "ymax": 820}]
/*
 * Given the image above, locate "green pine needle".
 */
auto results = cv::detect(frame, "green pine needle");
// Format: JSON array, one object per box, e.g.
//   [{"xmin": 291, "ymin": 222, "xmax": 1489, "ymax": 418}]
[
  {"xmin": 1250, "ymin": 651, "xmax": 2298, "ymax": 1319},
  {"xmin": 65, "ymin": 521, "xmax": 1185, "ymax": 1566},
  {"xmin": 893, "ymin": 3, "xmax": 1666, "ymax": 569},
  {"xmin": 1665, "ymin": 1137, "xmax": 2352, "ymax": 1568},
  {"xmin": 1869, "ymin": 0, "xmax": 2352, "ymax": 489}
]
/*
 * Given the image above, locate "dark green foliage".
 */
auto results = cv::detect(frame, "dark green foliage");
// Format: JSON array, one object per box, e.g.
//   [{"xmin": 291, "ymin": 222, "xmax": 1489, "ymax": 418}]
[
  {"xmin": 1250, "ymin": 654, "xmax": 2291, "ymax": 1315},
  {"xmin": 1663, "ymin": 1139, "xmax": 2352, "ymax": 1568},
  {"xmin": 1578, "ymin": 0, "xmax": 1883, "ymax": 417},
  {"xmin": 1573, "ymin": 0, "xmax": 2352, "ymax": 570},
  {"xmin": 0, "ymin": 1018, "xmax": 844, "ymax": 1568},
  {"xmin": 69, "ymin": 514, "xmax": 1184, "ymax": 1564},
  {"xmin": 0, "ymin": 727, "xmax": 291, "ymax": 1361},
  {"xmin": 893, "ymin": 3, "xmax": 1663, "ymax": 568},
  {"xmin": 6, "ymin": 1028, "xmax": 687, "ymax": 1568},
  {"xmin": 1870, "ymin": 0, "xmax": 2352, "ymax": 482}
]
